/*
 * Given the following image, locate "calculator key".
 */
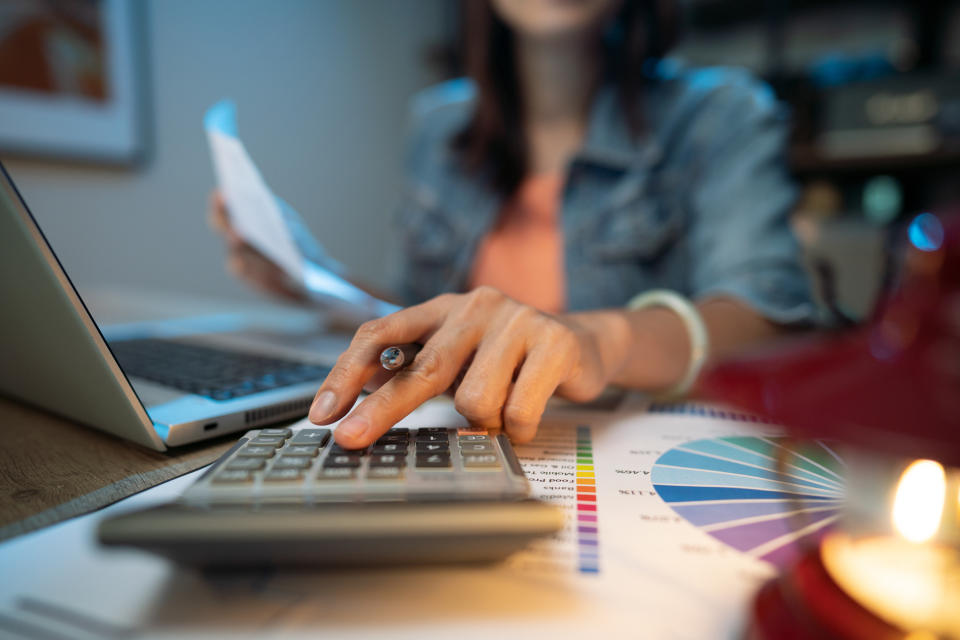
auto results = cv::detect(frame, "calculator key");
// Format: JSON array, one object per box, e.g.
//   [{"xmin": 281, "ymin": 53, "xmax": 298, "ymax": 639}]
[
  {"xmin": 330, "ymin": 444, "xmax": 367, "ymax": 456},
  {"xmin": 318, "ymin": 467, "xmax": 357, "ymax": 479},
  {"xmin": 225, "ymin": 457, "xmax": 266, "ymax": 471},
  {"xmin": 281, "ymin": 444, "xmax": 320, "ymax": 457},
  {"xmin": 251, "ymin": 435, "xmax": 285, "ymax": 447},
  {"xmin": 416, "ymin": 441, "xmax": 449, "ymax": 453},
  {"xmin": 264, "ymin": 468, "xmax": 303, "ymax": 481},
  {"xmin": 375, "ymin": 435, "xmax": 408, "ymax": 445},
  {"xmin": 416, "ymin": 453, "xmax": 451, "ymax": 468},
  {"xmin": 273, "ymin": 456, "xmax": 312, "ymax": 470},
  {"xmin": 386, "ymin": 427, "xmax": 409, "ymax": 435},
  {"xmin": 459, "ymin": 434, "xmax": 490, "ymax": 442},
  {"xmin": 370, "ymin": 454, "xmax": 406, "ymax": 467},
  {"xmin": 290, "ymin": 429, "xmax": 331, "ymax": 446},
  {"xmin": 415, "ymin": 433, "xmax": 447, "ymax": 443},
  {"xmin": 462, "ymin": 454, "xmax": 501, "ymax": 468},
  {"xmin": 459, "ymin": 442, "xmax": 494, "ymax": 453},
  {"xmin": 372, "ymin": 443, "xmax": 407, "ymax": 454},
  {"xmin": 212, "ymin": 469, "xmax": 253, "ymax": 483},
  {"xmin": 323, "ymin": 454, "xmax": 362, "ymax": 468},
  {"xmin": 236, "ymin": 445, "xmax": 276, "ymax": 458},
  {"xmin": 259, "ymin": 428, "xmax": 292, "ymax": 438},
  {"xmin": 367, "ymin": 466, "xmax": 404, "ymax": 480}
]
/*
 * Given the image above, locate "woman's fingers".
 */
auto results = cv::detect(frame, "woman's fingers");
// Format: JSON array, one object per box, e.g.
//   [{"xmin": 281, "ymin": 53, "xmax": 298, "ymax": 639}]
[
  {"xmin": 308, "ymin": 296, "xmax": 457, "ymax": 427},
  {"xmin": 332, "ymin": 319, "xmax": 483, "ymax": 448},
  {"xmin": 502, "ymin": 328, "xmax": 580, "ymax": 443},
  {"xmin": 453, "ymin": 323, "xmax": 526, "ymax": 430}
]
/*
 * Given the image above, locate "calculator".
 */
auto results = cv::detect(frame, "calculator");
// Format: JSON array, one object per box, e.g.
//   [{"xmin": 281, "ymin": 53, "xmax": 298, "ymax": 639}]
[{"xmin": 98, "ymin": 426, "xmax": 564, "ymax": 567}]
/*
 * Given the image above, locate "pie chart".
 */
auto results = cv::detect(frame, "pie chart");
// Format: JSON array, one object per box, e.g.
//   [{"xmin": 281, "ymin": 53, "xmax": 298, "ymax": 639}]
[{"xmin": 652, "ymin": 436, "xmax": 845, "ymax": 567}]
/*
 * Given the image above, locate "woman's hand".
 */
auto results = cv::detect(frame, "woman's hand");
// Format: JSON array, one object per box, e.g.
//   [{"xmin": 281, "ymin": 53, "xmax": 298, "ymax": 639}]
[
  {"xmin": 207, "ymin": 190, "xmax": 308, "ymax": 303},
  {"xmin": 308, "ymin": 286, "xmax": 616, "ymax": 448}
]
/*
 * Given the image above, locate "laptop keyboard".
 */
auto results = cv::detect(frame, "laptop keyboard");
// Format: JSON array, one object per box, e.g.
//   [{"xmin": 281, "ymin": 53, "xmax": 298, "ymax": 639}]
[{"xmin": 108, "ymin": 338, "xmax": 330, "ymax": 401}]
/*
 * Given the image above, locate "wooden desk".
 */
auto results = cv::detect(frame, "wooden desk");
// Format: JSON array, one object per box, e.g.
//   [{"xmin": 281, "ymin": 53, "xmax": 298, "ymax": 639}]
[{"xmin": 0, "ymin": 396, "xmax": 236, "ymax": 541}]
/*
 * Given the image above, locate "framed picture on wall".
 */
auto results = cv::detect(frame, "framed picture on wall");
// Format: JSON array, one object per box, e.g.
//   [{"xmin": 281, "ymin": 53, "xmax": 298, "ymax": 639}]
[{"xmin": 0, "ymin": 0, "xmax": 148, "ymax": 165}]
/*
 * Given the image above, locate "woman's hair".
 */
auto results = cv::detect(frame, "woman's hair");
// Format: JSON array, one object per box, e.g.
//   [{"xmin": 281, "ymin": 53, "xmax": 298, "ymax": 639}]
[{"xmin": 453, "ymin": 0, "xmax": 680, "ymax": 196}]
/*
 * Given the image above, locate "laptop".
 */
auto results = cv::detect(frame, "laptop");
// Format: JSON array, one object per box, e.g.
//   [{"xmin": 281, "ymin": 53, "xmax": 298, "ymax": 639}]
[{"xmin": 0, "ymin": 160, "xmax": 337, "ymax": 451}]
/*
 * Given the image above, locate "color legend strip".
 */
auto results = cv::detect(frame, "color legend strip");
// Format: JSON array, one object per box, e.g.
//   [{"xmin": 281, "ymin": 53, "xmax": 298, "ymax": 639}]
[{"xmin": 575, "ymin": 425, "xmax": 599, "ymax": 574}]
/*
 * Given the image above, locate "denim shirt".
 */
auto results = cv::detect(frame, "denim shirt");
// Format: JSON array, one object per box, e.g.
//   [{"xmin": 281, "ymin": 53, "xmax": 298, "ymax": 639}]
[{"xmin": 393, "ymin": 65, "xmax": 816, "ymax": 324}]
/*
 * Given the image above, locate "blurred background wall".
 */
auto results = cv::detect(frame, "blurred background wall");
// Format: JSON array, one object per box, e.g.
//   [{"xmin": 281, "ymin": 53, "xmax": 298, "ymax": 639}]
[
  {"xmin": 1, "ymin": 0, "xmax": 449, "ymax": 304},
  {"xmin": 2, "ymin": 0, "xmax": 959, "ymax": 321}
]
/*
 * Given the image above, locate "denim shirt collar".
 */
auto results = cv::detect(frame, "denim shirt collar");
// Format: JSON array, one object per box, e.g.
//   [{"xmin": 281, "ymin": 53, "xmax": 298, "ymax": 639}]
[{"xmin": 576, "ymin": 84, "xmax": 663, "ymax": 173}]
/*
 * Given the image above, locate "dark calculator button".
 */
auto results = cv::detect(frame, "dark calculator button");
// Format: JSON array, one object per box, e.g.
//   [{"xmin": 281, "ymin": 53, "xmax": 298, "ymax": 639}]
[
  {"xmin": 386, "ymin": 427, "xmax": 409, "ymax": 435},
  {"xmin": 459, "ymin": 442, "xmax": 494, "ymax": 453},
  {"xmin": 290, "ymin": 429, "xmax": 331, "ymax": 446},
  {"xmin": 272, "ymin": 456, "xmax": 312, "ymax": 470},
  {"xmin": 251, "ymin": 435, "xmax": 285, "ymax": 447},
  {"xmin": 462, "ymin": 453, "xmax": 501, "ymax": 467},
  {"xmin": 213, "ymin": 469, "xmax": 253, "ymax": 483},
  {"xmin": 459, "ymin": 434, "xmax": 490, "ymax": 442},
  {"xmin": 281, "ymin": 444, "xmax": 320, "ymax": 457},
  {"xmin": 319, "ymin": 467, "xmax": 356, "ymax": 479},
  {"xmin": 416, "ymin": 427, "xmax": 447, "ymax": 434},
  {"xmin": 264, "ymin": 468, "xmax": 303, "ymax": 481},
  {"xmin": 323, "ymin": 454, "xmax": 362, "ymax": 468},
  {"xmin": 375, "ymin": 435, "xmax": 408, "ymax": 445},
  {"xmin": 330, "ymin": 445, "xmax": 367, "ymax": 456},
  {"xmin": 415, "ymin": 441, "xmax": 449, "ymax": 453},
  {"xmin": 372, "ymin": 443, "xmax": 407, "ymax": 454},
  {"xmin": 415, "ymin": 433, "xmax": 447, "ymax": 443},
  {"xmin": 237, "ymin": 445, "xmax": 276, "ymax": 458},
  {"xmin": 259, "ymin": 427, "xmax": 292, "ymax": 438},
  {"xmin": 225, "ymin": 457, "xmax": 266, "ymax": 471},
  {"xmin": 367, "ymin": 466, "xmax": 403, "ymax": 480},
  {"xmin": 370, "ymin": 454, "xmax": 406, "ymax": 467},
  {"xmin": 416, "ymin": 453, "xmax": 451, "ymax": 468}
]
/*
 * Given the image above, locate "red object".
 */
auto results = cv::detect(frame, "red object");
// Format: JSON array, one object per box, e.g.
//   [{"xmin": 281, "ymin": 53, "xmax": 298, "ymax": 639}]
[
  {"xmin": 701, "ymin": 213, "xmax": 960, "ymax": 466},
  {"xmin": 747, "ymin": 548, "xmax": 906, "ymax": 640}
]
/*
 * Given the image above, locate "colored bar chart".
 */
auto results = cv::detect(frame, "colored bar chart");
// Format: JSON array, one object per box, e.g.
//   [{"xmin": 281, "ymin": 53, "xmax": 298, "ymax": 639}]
[{"xmin": 575, "ymin": 425, "xmax": 599, "ymax": 574}]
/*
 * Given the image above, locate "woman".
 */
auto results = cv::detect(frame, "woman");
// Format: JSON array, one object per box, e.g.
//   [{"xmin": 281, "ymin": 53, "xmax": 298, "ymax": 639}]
[{"xmin": 212, "ymin": 0, "xmax": 816, "ymax": 449}]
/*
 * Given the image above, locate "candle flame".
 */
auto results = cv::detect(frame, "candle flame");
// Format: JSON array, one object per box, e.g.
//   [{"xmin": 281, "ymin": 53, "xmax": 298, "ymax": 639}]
[{"xmin": 892, "ymin": 460, "xmax": 946, "ymax": 543}]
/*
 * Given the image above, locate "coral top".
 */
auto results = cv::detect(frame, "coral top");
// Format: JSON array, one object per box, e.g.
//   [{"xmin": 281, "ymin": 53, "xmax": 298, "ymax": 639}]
[{"xmin": 469, "ymin": 173, "xmax": 566, "ymax": 313}]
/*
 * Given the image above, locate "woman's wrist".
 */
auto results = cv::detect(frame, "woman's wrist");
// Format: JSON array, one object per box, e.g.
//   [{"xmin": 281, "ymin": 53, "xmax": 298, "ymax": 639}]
[{"xmin": 564, "ymin": 307, "xmax": 692, "ymax": 394}]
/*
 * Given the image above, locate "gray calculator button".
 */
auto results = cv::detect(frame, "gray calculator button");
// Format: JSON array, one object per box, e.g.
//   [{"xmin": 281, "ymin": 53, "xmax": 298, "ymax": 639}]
[
  {"xmin": 259, "ymin": 428, "xmax": 292, "ymax": 438},
  {"xmin": 323, "ymin": 454, "xmax": 362, "ymax": 468},
  {"xmin": 372, "ymin": 443, "xmax": 406, "ymax": 454},
  {"xmin": 290, "ymin": 429, "xmax": 331, "ymax": 446},
  {"xmin": 281, "ymin": 444, "xmax": 320, "ymax": 457},
  {"xmin": 462, "ymin": 454, "xmax": 501, "ymax": 467},
  {"xmin": 226, "ymin": 457, "xmax": 266, "ymax": 471},
  {"xmin": 415, "ymin": 441, "xmax": 449, "ymax": 453},
  {"xmin": 272, "ymin": 456, "xmax": 312, "ymax": 470},
  {"xmin": 264, "ymin": 468, "xmax": 303, "ymax": 481},
  {"xmin": 251, "ymin": 435, "xmax": 285, "ymax": 447},
  {"xmin": 416, "ymin": 453, "xmax": 451, "ymax": 468},
  {"xmin": 370, "ymin": 454, "xmax": 405, "ymax": 467},
  {"xmin": 213, "ymin": 469, "xmax": 253, "ymax": 483},
  {"xmin": 459, "ymin": 442, "xmax": 494, "ymax": 453},
  {"xmin": 367, "ymin": 466, "xmax": 404, "ymax": 480},
  {"xmin": 237, "ymin": 445, "xmax": 276, "ymax": 458},
  {"xmin": 319, "ymin": 467, "xmax": 356, "ymax": 479},
  {"xmin": 459, "ymin": 434, "xmax": 490, "ymax": 442},
  {"xmin": 415, "ymin": 433, "xmax": 447, "ymax": 443}
]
